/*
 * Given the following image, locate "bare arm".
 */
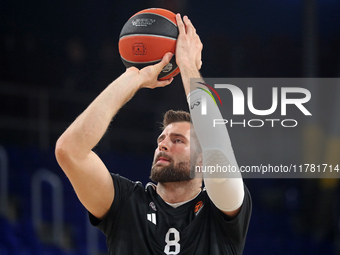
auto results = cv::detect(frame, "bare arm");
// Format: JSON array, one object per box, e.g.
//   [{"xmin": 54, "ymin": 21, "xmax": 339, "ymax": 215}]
[{"xmin": 55, "ymin": 53, "xmax": 174, "ymax": 220}]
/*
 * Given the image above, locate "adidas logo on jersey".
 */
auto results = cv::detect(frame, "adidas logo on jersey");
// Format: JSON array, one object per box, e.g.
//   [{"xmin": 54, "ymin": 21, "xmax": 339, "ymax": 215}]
[{"xmin": 147, "ymin": 213, "xmax": 157, "ymax": 225}]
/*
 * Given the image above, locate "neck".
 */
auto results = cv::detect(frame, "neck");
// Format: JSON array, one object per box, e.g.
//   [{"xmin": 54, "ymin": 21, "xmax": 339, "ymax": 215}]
[{"xmin": 156, "ymin": 178, "xmax": 202, "ymax": 204}]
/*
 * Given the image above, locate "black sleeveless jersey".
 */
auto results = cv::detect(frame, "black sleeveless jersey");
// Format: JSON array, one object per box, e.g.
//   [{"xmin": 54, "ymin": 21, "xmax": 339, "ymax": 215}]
[{"xmin": 89, "ymin": 173, "xmax": 252, "ymax": 255}]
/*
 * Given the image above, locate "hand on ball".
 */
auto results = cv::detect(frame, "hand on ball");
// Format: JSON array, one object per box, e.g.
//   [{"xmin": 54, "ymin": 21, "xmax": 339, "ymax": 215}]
[{"xmin": 175, "ymin": 14, "xmax": 203, "ymax": 71}]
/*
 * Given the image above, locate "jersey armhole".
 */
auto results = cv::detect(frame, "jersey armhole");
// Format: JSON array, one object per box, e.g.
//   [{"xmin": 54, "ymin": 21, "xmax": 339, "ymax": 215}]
[
  {"xmin": 88, "ymin": 173, "xmax": 120, "ymax": 230},
  {"xmin": 211, "ymin": 185, "xmax": 252, "ymax": 224},
  {"xmin": 88, "ymin": 173, "xmax": 144, "ymax": 234}
]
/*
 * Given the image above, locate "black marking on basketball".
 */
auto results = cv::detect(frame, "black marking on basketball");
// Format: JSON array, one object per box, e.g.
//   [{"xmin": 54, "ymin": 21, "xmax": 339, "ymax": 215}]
[
  {"xmin": 120, "ymin": 13, "xmax": 178, "ymax": 39},
  {"xmin": 121, "ymin": 55, "xmax": 178, "ymax": 79},
  {"xmin": 119, "ymin": 34, "xmax": 177, "ymax": 41},
  {"xmin": 121, "ymin": 56, "xmax": 160, "ymax": 66},
  {"xmin": 133, "ymin": 12, "xmax": 177, "ymax": 27}
]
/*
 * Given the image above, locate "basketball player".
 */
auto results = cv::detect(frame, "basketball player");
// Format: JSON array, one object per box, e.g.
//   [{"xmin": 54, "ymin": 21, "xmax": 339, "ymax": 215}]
[{"xmin": 55, "ymin": 14, "xmax": 252, "ymax": 254}]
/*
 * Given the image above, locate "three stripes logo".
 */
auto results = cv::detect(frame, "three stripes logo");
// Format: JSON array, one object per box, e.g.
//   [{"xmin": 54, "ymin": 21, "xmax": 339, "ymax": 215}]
[{"xmin": 147, "ymin": 213, "xmax": 157, "ymax": 225}]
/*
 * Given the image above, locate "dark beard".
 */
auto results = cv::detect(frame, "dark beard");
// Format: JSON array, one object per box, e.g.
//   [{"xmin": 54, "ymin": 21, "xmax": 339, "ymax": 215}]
[{"xmin": 150, "ymin": 161, "xmax": 192, "ymax": 183}]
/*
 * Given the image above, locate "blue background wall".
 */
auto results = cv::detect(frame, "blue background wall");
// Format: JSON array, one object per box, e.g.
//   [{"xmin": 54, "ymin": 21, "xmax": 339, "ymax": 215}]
[{"xmin": 1, "ymin": 0, "xmax": 340, "ymax": 254}]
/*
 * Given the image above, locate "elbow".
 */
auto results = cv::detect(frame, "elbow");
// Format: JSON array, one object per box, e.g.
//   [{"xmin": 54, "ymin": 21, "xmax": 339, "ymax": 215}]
[
  {"xmin": 55, "ymin": 131, "xmax": 90, "ymax": 174},
  {"xmin": 55, "ymin": 134, "xmax": 75, "ymax": 172},
  {"xmin": 55, "ymin": 136, "xmax": 67, "ymax": 165},
  {"xmin": 55, "ymin": 136, "xmax": 66, "ymax": 161}
]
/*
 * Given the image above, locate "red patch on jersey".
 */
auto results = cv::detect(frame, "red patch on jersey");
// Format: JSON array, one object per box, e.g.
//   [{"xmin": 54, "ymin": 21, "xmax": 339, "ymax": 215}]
[{"xmin": 194, "ymin": 201, "xmax": 203, "ymax": 213}]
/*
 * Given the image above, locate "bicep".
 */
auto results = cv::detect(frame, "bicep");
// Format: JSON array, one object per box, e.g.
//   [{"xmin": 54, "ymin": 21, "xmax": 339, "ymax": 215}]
[{"xmin": 56, "ymin": 149, "xmax": 114, "ymax": 220}]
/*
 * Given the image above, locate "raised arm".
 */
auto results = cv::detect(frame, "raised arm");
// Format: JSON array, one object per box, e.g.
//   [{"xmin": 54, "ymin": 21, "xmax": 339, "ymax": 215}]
[
  {"xmin": 175, "ymin": 14, "xmax": 244, "ymax": 218},
  {"xmin": 55, "ymin": 53, "xmax": 174, "ymax": 220}
]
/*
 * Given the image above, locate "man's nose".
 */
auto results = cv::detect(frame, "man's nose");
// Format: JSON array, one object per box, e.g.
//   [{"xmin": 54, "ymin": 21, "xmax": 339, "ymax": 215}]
[{"xmin": 158, "ymin": 138, "xmax": 169, "ymax": 151}]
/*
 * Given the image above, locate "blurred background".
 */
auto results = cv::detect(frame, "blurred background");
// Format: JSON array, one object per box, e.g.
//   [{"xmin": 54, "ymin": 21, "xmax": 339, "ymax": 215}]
[{"xmin": 1, "ymin": 0, "xmax": 340, "ymax": 254}]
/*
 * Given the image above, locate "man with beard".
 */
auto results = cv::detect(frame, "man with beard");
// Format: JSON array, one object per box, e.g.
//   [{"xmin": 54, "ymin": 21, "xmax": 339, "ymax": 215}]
[{"xmin": 56, "ymin": 14, "xmax": 251, "ymax": 255}]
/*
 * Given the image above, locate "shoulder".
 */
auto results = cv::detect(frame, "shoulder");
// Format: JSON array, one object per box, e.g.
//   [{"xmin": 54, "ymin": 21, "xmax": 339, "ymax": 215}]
[
  {"xmin": 108, "ymin": 173, "xmax": 147, "ymax": 209},
  {"xmin": 89, "ymin": 174, "xmax": 148, "ymax": 234},
  {"xmin": 110, "ymin": 173, "xmax": 144, "ymax": 192}
]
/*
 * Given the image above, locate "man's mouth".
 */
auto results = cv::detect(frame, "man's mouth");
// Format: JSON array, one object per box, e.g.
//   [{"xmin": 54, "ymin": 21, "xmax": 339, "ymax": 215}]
[
  {"xmin": 157, "ymin": 157, "xmax": 171, "ymax": 163},
  {"xmin": 155, "ymin": 153, "xmax": 172, "ymax": 164}
]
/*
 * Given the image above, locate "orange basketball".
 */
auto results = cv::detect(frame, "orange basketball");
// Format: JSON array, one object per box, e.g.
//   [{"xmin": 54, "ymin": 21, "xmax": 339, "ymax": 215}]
[{"xmin": 118, "ymin": 8, "xmax": 180, "ymax": 80}]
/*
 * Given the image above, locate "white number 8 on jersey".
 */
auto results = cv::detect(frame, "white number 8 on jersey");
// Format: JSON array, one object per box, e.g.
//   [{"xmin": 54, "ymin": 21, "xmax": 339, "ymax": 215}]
[{"xmin": 164, "ymin": 228, "xmax": 180, "ymax": 255}]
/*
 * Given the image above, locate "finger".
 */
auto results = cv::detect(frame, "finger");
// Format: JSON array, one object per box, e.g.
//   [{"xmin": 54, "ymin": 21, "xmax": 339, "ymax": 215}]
[
  {"xmin": 176, "ymin": 13, "xmax": 186, "ymax": 35},
  {"xmin": 154, "ymin": 52, "xmax": 173, "ymax": 73},
  {"xmin": 157, "ymin": 77, "xmax": 174, "ymax": 88},
  {"xmin": 183, "ymin": 16, "xmax": 196, "ymax": 36},
  {"xmin": 196, "ymin": 35, "xmax": 203, "ymax": 70}
]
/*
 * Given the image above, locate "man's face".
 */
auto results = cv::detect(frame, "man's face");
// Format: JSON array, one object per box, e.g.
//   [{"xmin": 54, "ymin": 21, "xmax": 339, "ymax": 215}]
[{"xmin": 150, "ymin": 121, "xmax": 194, "ymax": 183}]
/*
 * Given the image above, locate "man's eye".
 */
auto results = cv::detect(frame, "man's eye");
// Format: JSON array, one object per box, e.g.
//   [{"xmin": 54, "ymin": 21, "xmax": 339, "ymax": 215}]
[{"xmin": 174, "ymin": 139, "xmax": 183, "ymax": 143}]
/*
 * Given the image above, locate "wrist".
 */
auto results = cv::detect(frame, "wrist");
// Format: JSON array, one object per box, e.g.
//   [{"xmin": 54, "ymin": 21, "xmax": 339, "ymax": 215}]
[
  {"xmin": 180, "ymin": 67, "xmax": 200, "ymax": 78},
  {"xmin": 178, "ymin": 64, "xmax": 201, "ymax": 96},
  {"xmin": 178, "ymin": 61, "xmax": 199, "ymax": 74},
  {"xmin": 121, "ymin": 68, "xmax": 144, "ymax": 91}
]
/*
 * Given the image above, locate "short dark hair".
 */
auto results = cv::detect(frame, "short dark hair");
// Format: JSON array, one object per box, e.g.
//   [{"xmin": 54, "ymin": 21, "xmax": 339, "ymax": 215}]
[{"xmin": 162, "ymin": 110, "xmax": 191, "ymax": 129}]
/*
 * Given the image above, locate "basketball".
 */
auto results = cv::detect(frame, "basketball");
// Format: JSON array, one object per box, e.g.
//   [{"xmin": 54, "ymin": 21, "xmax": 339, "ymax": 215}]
[{"xmin": 118, "ymin": 8, "xmax": 180, "ymax": 80}]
